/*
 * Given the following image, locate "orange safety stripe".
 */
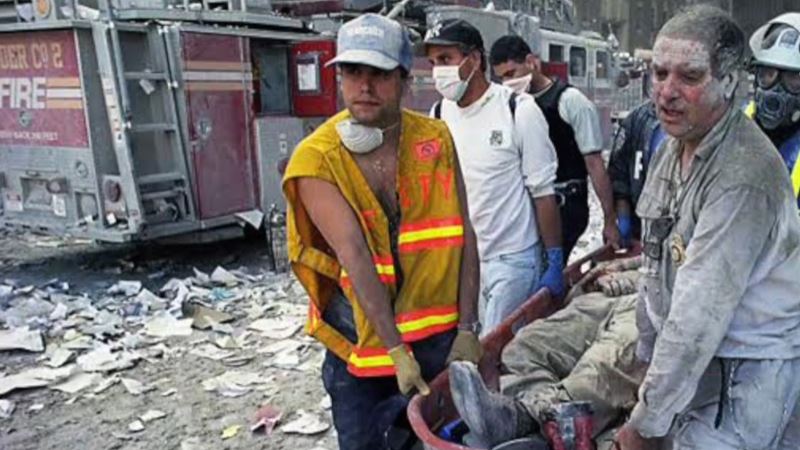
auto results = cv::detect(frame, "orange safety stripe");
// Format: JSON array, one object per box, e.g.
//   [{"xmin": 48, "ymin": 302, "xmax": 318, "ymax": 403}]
[
  {"xmin": 340, "ymin": 255, "xmax": 396, "ymax": 288},
  {"xmin": 398, "ymin": 217, "xmax": 464, "ymax": 253},
  {"xmin": 346, "ymin": 306, "xmax": 459, "ymax": 376}
]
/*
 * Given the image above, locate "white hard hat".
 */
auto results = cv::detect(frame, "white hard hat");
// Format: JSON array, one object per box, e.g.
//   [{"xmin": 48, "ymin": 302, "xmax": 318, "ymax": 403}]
[{"xmin": 750, "ymin": 13, "xmax": 800, "ymax": 71}]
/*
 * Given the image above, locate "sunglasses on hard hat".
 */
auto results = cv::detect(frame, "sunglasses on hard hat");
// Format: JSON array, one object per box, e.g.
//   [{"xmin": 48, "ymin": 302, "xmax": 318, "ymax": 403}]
[{"xmin": 755, "ymin": 65, "xmax": 800, "ymax": 94}]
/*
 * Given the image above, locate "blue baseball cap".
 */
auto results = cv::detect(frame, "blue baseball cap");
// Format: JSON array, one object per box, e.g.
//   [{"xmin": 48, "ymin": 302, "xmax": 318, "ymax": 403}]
[{"xmin": 327, "ymin": 14, "xmax": 413, "ymax": 72}]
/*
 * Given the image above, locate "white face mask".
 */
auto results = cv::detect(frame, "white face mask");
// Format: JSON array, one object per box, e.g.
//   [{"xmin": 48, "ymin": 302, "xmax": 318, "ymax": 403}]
[
  {"xmin": 503, "ymin": 73, "xmax": 532, "ymax": 94},
  {"xmin": 433, "ymin": 59, "xmax": 477, "ymax": 102},
  {"xmin": 336, "ymin": 119, "xmax": 398, "ymax": 154}
]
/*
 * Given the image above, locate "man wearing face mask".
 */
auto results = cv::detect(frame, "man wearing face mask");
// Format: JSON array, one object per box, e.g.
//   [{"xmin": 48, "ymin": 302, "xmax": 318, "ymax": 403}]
[
  {"xmin": 612, "ymin": 6, "xmax": 800, "ymax": 450},
  {"xmin": 489, "ymin": 35, "xmax": 621, "ymax": 259},
  {"xmin": 424, "ymin": 19, "xmax": 563, "ymax": 333},
  {"xmin": 745, "ymin": 13, "xmax": 800, "ymax": 208},
  {"xmin": 282, "ymin": 14, "xmax": 482, "ymax": 450}
]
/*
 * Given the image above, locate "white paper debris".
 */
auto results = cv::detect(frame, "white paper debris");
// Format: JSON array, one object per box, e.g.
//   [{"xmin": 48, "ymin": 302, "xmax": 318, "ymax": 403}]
[
  {"xmin": 248, "ymin": 318, "xmax": 302, "ymax": 340},
  {"xmin": 128, "ymin": 420, "xmax": 145, "ymax": 432},
  {"xmin": 144, "ymin": 313, "xmax": 193, "ymax": 338},
  {"xmin": 202, "ymin": 371, "xmax": 264, "ymax": 398},
  {"xmin": 49, "ymin": 302, "xmax": 69, "ymax": 321},
  {"xmin": 140, "ymin": 409, "xmax": 167, "ymax": 423},
  {"xmin": 51, "ymin": 372, "xmax": 102, "ymax": 394},
  {"xmin": 190, "ymin": 344, "xmax": 235, "ymax": 361},
  {"xmin": 0, "ymin": 365, "xmax": 75, "ymax": 396},
  {"xmin": 28, "ymin": 403, "xmax": 44, "ymax": 412},
  {"xmin": 46, "ymin": 348, "xmax": 75, "ymax": 368},
  {"xmin": 0, "ymin": 399, "xmax": 14, "ymax": 419},
  {"xmin": 77, "ymin": 346, "xmax": 137, "ymax": 373},
  {"xmin": 211, "ymin": 267, "xmax": 240, "ymax": 286},
  {"xmin": 0, "ymin": 327, "xmax": 45, "ymax": 352},
  {"xmin": 281, "ymin": 410, "xmax": 330, "ymax": 435},
  {"xmin": 121, "ymin": 377, "xmax": 152, "ymax": 396},
  {"xmin": 108, "ymin": 281, "xmax": 142, "ymax": 296}
]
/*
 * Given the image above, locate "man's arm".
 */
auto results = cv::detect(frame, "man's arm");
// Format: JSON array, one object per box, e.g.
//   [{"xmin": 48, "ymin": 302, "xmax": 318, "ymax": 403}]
[
  {"xmin": 628, "ymin": 186, "xmax": 774, "ymax": 437},
  {"xmin": 296, "ymin": 178, "xmax": 402, "ymax": 349},
  {"xmin": 453, "ymin": 152, "xmax": 480, "ymax": 328},
  {"xmin": 515, "ymin": 96, "xmax": 562, "ymax": 246},
  {"xmin": 584, "ymin": 153, "xmax": 619, "ymax": 246}
]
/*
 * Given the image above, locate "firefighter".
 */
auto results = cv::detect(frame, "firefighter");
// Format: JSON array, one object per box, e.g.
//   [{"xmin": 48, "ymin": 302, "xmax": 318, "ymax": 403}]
[
  {"xmin": 745, "ymin": 13, "xmax": 800, "ymax": 207},
  {"xmin": 281, "ymin": 14, "xmax": 482, "ymax": 450},
  {"xmin": 489, "ymin": 35, "xmax": 621, "ymax": 260},
  {"xmin": 423, "ymin": 19, "xmax": 564, "ymax": 333},
  {"xmin": 613, "ymin": 5, "xmax": 800, "ymax": 449}
]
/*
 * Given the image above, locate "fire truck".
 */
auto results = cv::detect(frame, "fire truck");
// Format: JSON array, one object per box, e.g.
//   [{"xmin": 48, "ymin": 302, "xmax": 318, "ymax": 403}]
[
  {"xmin": 0, "ymin": 0, "xmax": 642, "ymax": 254},
  {"xmin": 0, "ymin": 0, "xmax": 338, "ymax": 253}
]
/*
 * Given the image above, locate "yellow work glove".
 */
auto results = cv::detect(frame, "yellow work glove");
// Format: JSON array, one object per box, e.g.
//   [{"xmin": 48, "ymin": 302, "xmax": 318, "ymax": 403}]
[
  {"xmin": 388, "ymin": 345, "xmax": 430, "ymax": 396},
  {"xmin": 446, "ymin": 330, "xmax": 483, "ymax": 365}
]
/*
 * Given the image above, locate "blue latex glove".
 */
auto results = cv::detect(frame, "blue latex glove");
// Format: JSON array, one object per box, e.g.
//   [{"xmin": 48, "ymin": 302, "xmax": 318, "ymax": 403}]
[
  {"xmin": 617, "ymin": 214, "xmax": 633, "ymax": 247},
  {"xmin": 539, "ymin": 247, "xmax": 565, "ymax": 299}
]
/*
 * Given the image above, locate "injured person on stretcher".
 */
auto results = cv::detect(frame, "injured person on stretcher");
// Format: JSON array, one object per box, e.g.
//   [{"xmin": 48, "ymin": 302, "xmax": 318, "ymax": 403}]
[{"xmin": 449, "ymin": 256, "xmax": 645, "ymax": 450}]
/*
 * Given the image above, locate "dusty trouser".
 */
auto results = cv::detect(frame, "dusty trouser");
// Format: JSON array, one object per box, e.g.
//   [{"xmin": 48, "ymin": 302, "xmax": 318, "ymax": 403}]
[
  {"xmin": 670, "ymin": 358, "xmax": 800, "ymax": 450},
  {"xmin": 500, "ymin": 291, "xmax": 644, "ymax": 438}
]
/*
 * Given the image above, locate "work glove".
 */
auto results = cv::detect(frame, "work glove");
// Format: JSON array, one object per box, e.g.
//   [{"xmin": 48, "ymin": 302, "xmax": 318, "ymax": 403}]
[
  {"xmin": 617, "ymin": 214, "xmax": 633, "ymax": 248},
  {"xmin": 388, "ymin": 345, "xmax": 430, "ymax": 396},
  {"xmin": 446, "ymin": 329, "xmax": 483, "ymax": 365},
  {"xmin": 538, "ymin": 247, "xmax": 565, "ymax": 299}
]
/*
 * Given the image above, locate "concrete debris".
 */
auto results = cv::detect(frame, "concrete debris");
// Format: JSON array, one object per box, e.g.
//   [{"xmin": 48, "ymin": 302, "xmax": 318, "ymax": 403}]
[
  {"xmin": 202, "ymin": 370, "xmax": 265, "ymax": 398},
  {"xmin": 0, "ymin": 399, "xmax": 14, "ymax": 419},
  {"xmin": 128, "ymin": 419, "xmax": 145, "ymax": 433},
  {"xmin": 28, "ymin": 403, "xmax": 44, "ymax": 412},
  {"xmin": 0, "ymin": 326, "xmax": 45, "ymax": 352},
  {"xmin": 92, "ymin": 376, "xmax": 120, "ymax": 394},
  {"xmin": 107, "ymin": 281, "xmax": 142, "ymax": 297},
  {"xmin": 144, "ymin": 313, "xmax": 193, "ymax": 338},
  {"xmin": 140, "ymin": 409, "xmax": 167, "ymax": 423},
  {"xmin": 49, "ymin": 302, "xmax": 69, "ymax": 321},
  {"xmin": 281, "ymin": 410, "xmax": 330, "ymax": 435},
  {"xmin": 160, "ymin": 388, "xmax": 177, "ymax": 397},
  {"xmin": 248, "ymin": 318, "xmax": 302, "ymax": 340}
]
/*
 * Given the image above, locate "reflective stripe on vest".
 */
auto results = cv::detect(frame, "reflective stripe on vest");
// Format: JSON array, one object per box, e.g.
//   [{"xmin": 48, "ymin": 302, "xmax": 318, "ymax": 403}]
[
  {"xmin": 398, "ymin": 217, "xmax": 464, "ymax": 253},
  {"xmin": 340, "ymin": 255, "xmax": 396, "ymax": 288},
  {"xmin": 347, "ymin": 305, "xmax": 459, "ymax": 376}
]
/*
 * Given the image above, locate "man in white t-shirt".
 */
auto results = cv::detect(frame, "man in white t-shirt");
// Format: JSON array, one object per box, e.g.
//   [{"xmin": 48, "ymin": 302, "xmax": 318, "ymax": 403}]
[
  {"xmin": 424, "ymin": 19, "xmax": 563, "ymax": 333},
  {"xmin": 490, "ymin": 35, "xmax": 620, "ymax": 262}
]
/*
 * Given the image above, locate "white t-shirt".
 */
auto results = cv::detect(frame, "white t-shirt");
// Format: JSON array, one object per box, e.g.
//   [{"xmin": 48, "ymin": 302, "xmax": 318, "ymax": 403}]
[
  {"xmin": 533, "ymin": 85, "xmax": 604, "ymax": 155},
  {"xmin": 433, "ymin": 83, "xmax": 558, "ymax": 260}
]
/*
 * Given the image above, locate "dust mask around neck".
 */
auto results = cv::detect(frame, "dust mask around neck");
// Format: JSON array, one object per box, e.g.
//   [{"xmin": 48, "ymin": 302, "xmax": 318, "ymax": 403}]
[{"xmin": 336, "ymin": 118, "xmax": 399, "ymax": 154}]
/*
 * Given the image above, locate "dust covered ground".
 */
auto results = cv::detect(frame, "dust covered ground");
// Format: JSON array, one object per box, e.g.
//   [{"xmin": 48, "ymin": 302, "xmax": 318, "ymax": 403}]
[
  {"xmin": 0, "ymin": 189, "xmax": 604, "ymax": 450},
  {"xmin": 0, "ymin": 229, "xmax": 337, "ymax": 450}
]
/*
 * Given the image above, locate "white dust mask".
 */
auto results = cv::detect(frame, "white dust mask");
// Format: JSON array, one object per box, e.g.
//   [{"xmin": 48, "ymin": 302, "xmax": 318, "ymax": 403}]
[
  {"xmin": 336, "ymin": 119, "xmax": 399, "ymax": 154},
  {"xmin": 503, "ymin": 73, "xmax": 532, "ymax": 94},
  {"xmin": 433, "ymin": 59, "xmax": 477, "ymax": 102}
]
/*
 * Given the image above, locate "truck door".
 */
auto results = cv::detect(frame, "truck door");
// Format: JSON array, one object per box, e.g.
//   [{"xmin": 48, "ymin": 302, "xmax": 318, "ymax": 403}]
[{"xmin": 179, "ymin": 32, "xmax": 256, "ymax": 220}]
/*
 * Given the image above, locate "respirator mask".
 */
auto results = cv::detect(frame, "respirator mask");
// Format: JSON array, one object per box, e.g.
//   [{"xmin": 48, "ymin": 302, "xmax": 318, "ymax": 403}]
[{"xmin": 336, "ymin": 119, "xmax": 400, "ymax": 154}]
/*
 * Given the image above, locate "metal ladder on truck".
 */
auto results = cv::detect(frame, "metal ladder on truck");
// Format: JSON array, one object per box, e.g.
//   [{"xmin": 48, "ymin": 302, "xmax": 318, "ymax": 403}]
[{"xmin": 92, "ymin": 17, "xmax": 197, "ymax": 238}]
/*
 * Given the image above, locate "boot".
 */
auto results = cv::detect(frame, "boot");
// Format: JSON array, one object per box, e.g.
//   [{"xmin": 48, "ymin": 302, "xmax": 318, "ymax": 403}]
[{"xmin": 449, "ymin": 361, "xmax": 537, "ymax": 448}]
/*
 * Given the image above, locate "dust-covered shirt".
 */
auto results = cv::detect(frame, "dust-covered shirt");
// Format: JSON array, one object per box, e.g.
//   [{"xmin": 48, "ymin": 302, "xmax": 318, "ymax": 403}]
[{"xmin": 630, "ymin": 105, "xmax": 800, "ymax": 437}]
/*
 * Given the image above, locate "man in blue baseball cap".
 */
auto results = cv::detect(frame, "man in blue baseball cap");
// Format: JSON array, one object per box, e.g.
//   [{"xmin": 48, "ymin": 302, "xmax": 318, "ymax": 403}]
[{"xmin": 282, "ymin": 14, "xmax": 482, "ymax": 450}]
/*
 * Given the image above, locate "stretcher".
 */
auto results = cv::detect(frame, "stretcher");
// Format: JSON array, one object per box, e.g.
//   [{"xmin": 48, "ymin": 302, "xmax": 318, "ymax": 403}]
[{"xmin": 407, "ymin": 243, "xmax": 641, "ymax": 450}]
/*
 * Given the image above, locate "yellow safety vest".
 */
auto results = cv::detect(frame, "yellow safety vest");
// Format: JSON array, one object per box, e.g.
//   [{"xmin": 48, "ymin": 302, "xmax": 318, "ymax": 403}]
[{"xmin": 282, "ymin": 109, "xmax": 464, "ymax": 377}]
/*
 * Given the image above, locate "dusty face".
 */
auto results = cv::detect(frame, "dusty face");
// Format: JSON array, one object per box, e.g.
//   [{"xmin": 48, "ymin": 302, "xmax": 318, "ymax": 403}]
[
  {"xmin": 492, "ymin": 59, "xmax": 535, "ymax": 83},
  {"xmin": 339, "ymin": 64, "xmax": 404, "ymax": 127},
  {"xmin": 651, "ymin": 36, "xmax": 727, "ymax": 143}
]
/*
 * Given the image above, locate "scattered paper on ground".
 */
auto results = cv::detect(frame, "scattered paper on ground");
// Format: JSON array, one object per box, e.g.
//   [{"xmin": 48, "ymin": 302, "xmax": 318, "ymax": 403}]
[
  {"xmin": 140, "ymin": 409, "xmax": 167, "ymax": 423},
  {"xmin": 221, "ymin": 424, "xmax": 242, "ymax": 440},
  {"xmin": 202, "ymin": 371, "xmax": 265, "ymax": 398},
  {"xmin": 0, "ymin": 327, "xmax": 45, "ymax": 352},
  {"xmin": 248, "ymin": 318, "xmax": 302, "ymax": 340},
  {"xmin": 281, "ymin": 410, "xmax": 330, "ymax": 435},
  {"xmin": 144, "ymin": 313, "xmax": 193, "ymax": 338},
  {"xmin": 251, "ymin": 404, "xmax": 282, "ymax": 435}
]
